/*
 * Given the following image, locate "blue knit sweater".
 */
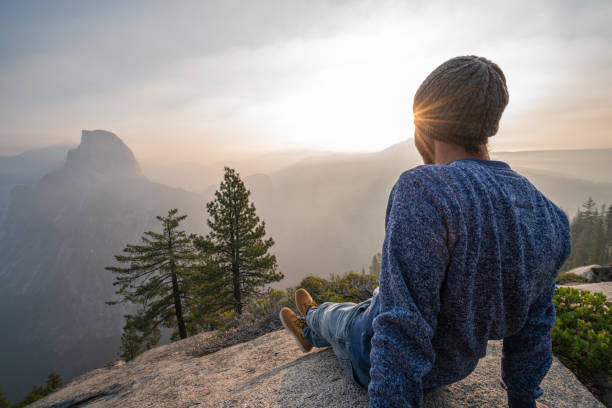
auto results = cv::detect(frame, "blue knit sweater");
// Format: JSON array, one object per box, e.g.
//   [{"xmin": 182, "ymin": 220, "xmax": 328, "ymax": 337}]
[{"xmin": 348, "ymin": 158, "xmax": 571, "ymax": 408}]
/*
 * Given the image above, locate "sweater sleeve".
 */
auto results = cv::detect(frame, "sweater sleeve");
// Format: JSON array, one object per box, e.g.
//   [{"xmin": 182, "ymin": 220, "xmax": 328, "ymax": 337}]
[
  {"xmin": 501, "ymin": 210, "xmax": 570, "ymax": 408},
  {"xmin": 501, "ymin": 281, "xmax": 556, "ymax": 408},
  {"xmin": 369, "ymin": 173, "xmax": 449, "ymax": 408}
]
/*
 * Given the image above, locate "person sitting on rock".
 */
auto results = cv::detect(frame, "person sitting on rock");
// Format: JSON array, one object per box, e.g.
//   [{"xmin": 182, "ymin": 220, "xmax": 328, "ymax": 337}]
[{"xmin": 279, "ymin": 55, "xmax": 570, "ymax": 408}]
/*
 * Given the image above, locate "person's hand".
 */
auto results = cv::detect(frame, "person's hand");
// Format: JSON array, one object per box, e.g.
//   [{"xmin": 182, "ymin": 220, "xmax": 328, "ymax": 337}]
[{"xmin": 536, "ymin": 402, "xmax": 549, "ymax": 408}]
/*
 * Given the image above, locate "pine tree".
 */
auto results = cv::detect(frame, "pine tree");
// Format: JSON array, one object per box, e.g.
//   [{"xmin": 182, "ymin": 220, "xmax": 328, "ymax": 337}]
[
  {"xmin": 46, "ymin": 372, "xmax": 62, "ymax": 390},
  {"xmin": 592, "ymin": 204, "xmax": 607, "ymax": 263},
  {"xmin": 581, "ymin": 200, "xmax": 606, "ymax": 265},
  {"xmin": 583, "ymin": 197, "xmax": 597, "ymax": 217},
  {"xmin": 119, "ymin": 324, "xmax": 142, "ymax": 361},
  {"xmin": 118, "ymin": 312, "xmax": 161, "ymax": 361},
  {"xmin": 566, "ymin": 198, "xmax": 592, "ymax": 269},
  {"xmin": 19, "ymin": 383, "xmax": 51, "ymax": 406},
  {"xmin": 564, "ymin": 198, "xmax": 612, "ymax": 270},
  {"xmin": 106, "ymin": 209, "xmax": 199, "ymax": 340},
  {"xmin": 184, "ymin": 244, "xmax": 232, "ymax": 330},
  {"xmin": 201, "ymin": 167, "xmax": 283, "ymax": 315},
  {"xmin": 368, "ymin": 253, "xmax": 382, "ymax": 279},
  {"xmin": 0, "ymin": 387, "xmax": 10, "ymax": 408},
  {"xmin": 605, "ymin": 204, "xmax": 612, "ymax": 264}
]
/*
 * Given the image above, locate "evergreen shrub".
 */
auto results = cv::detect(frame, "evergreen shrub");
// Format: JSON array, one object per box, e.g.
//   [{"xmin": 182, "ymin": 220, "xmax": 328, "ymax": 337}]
[
  {"xmin": 556, "ymin": 273, "xmax": 589, "ymax": 284},
  {"xmin": 552, "ymin": 287, "xmax": 612, "ymax": 376}
]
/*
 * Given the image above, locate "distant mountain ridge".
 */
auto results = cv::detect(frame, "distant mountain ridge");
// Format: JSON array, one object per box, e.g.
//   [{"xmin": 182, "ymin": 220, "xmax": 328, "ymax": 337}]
[
  {"xmin": 238, "ymin": 142, "xmax": 612, "ymax": 287},
  {"xmin": 493, "ymin": 148, "xmax": 612, "ymax": 184},
  {"xmin": 0, "ymin": 143, "xmax": 72, "ymax": 218},
  {"xmin": 0, "ymin": 130, "xmax": 203, "ymax": 401},
  {"xmin": 1, "ymin": 133, "xmax": 611, "ymax": 401}
]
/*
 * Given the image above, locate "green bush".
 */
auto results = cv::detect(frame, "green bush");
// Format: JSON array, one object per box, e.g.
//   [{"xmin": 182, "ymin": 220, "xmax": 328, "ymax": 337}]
[
  {"xmin": 296, "ymin": 276, "xmax": 333, "ymax": 304},
  {"xmin": 192, "ymin": 288, "xmax": 290, "ymax": 357},
  {"xmin": 296, "ymin": 272, "xmax": 378, "ymax": 304},
  {"xmin": 5, "ymin": 372, "xmax": 63, "ymax": 407},
  {"xmin": 245, "ymin": 288, "xmax": 288, "ymax": 324},
  {"xmin": 556, "ymin": 272, "xmax": 588, "ymax": 284},
  {"xmin": 216, "ymin": 288, "xmax": 289, "ymax": 333},
  {"xmin": 552, "ymin": 287, "xmax": 612, "ymax": 376},
  {"xmin": 327, "ymin": 272, "xmax": 378, "ymax": 303}
]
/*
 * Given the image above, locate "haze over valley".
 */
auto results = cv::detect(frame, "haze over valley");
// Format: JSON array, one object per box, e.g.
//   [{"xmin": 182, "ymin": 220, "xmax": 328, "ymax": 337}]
[
  {"xmin": 2, "ymin": 0, "xmax": 612, "ymax": 403},
  {"xmin": 1, "ymin": 130, "xmax": 611, "ymax": 399}
]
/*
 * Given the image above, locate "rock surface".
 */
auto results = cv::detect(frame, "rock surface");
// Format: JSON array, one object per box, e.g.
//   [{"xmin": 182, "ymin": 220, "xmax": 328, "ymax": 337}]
[
  {"xmin": 31, "ymin": 328, "xmax": 604, "ymax": 408},
  {"xmin": 562, "ymin": 281, "xmax": 612, "ymax": 299},
  {"xmin": 64, "ymin": 130, "xmax": 142, "ymax": 179},
  {"xmin": 566, "ymin": 265, "xmax": 612, "ymax": 283}
]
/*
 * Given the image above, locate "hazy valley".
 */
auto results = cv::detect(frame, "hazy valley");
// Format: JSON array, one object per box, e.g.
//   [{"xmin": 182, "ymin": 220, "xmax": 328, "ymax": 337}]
[{"xmin": 1, "ymin": 130, "xmax": 611, "ymax": 400}]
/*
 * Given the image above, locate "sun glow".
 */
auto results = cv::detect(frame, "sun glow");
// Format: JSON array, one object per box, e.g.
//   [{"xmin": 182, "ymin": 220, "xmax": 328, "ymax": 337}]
[
  {"xmin": 4, "ymin": 1, "xmax": 612, "ymax": 159},
  {"xmin": 228, "ymin": 19, "xmax": 433, "ymax": 152}
]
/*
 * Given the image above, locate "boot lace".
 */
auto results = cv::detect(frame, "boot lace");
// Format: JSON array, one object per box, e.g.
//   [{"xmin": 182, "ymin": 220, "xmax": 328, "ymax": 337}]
[
  {"xmin": 294, "ymin": 316, "xmax": 307, "ymax": 329},
  {"xmin": 303, "ymin": 300, "xmax": 318, "ymax": 314}
]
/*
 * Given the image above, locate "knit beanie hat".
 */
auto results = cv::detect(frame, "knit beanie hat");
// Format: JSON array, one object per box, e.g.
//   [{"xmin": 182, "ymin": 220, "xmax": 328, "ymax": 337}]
[{"xmin": 413, "ymin": 56, "xmax": 509, "ymax": 146}]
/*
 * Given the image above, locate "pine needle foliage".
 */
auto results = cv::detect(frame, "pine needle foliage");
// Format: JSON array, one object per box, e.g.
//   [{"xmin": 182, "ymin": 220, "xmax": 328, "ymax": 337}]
[
  {"xmin": 0, "ymin": 387, "xmax": 9, "ymax": 408},
  {"xmin": 106, "ymin": 208, "xmax": 199, "ymax": 341},
  {"xmin": 199, "ymin": 167, "xmax": 283, "ymax": 315},
  {"xmin": 564, "ymin": 198, "xmax": 612, "ymax": 270}
]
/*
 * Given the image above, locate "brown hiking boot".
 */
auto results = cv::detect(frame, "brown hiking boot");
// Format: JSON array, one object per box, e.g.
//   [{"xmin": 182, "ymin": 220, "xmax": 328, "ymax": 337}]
[
  {"xmin": 279, "ymin": 307, "xmax": 312, "ymax": 352},
  {"xmin": 295, "ymin": 288, "xmax": 318, "ymax": 318}
]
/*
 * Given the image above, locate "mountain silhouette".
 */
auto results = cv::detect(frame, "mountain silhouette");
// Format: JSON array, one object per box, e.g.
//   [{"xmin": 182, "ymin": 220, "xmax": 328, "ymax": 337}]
[
  {"xmin": 0, "ymin": 130, "xmax": 202, "ymax": 401},
  {"xmin": 1, "ymin": 132, "xmax": 611, "ymax": 401}
]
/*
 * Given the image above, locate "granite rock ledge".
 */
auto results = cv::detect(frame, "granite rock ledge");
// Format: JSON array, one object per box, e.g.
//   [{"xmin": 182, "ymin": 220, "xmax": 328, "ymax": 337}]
[{"xmin": 30, "ymin": 327, "xmax": 604, "ymax": 408}]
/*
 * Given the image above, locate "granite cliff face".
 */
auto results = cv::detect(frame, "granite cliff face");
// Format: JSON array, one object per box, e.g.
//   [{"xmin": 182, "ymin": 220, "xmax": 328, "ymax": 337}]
[
  {"xmin": 0, "ymin": 130, "xmax": 203, "ymax": 401},
  {"xmin": 29, "ymin": 327, "xmax": 605, "ymax": 408},
  {"xmin": 63, "ymin": 130, "xmax": 142, "ymax": 179}
]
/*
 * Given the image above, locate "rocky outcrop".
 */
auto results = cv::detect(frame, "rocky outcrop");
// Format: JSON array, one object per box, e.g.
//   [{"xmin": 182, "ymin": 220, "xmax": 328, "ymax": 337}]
[
  {"xmin": 30, "ymin": 328, "xmax": 604, "ymax": 408},
  {"xmin": 63, "ymin": 130, "xmax": 142, "ymax": 179},
  {"xmin": 561, "ymin": 281, "xmax": 612, "ymax": 298},
  {"xmin": 566, "ymin": 265, "xmax": 612, "ymax": 283}
]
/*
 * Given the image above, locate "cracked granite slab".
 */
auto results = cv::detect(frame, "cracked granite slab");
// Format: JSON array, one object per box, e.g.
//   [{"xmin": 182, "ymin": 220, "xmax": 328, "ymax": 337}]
[{"xmin": 31, "ymin": 327, "xmax": 604, "ymax": 408}]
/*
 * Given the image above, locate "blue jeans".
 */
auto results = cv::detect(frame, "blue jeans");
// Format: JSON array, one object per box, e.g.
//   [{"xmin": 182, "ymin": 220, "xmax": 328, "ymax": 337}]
[{"xmin": 301, "ymin": 299, "xmax": 372, "ymax": 388}]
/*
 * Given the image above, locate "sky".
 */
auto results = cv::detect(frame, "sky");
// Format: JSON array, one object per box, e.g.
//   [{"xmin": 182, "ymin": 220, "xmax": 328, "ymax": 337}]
[{"xmin": 1, "ymin": 0, "xmax": 611, "ymax": 163}]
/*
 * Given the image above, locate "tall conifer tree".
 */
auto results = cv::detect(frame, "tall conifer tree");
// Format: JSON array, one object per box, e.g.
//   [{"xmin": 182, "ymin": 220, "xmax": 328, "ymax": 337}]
[
  {"xmin": 606, "ymin": 204, "xmax": 612, "ymax": 264},
  {"xmin": 118, "ymin": 312, "xmax": 161, "ymax": 360},
  {"xmin": 0, "ymin": 387, "xmax": 9, "ymax": 408},
  {"xmin": 46, "ymin": 372, "xmax": 63, "ymax": 390},
  {"xmin": 369, "ymin": 253, "xmax": 382, "ymax": 279},
  {"xmin": 106, "ymin": 209, "xmax": 198, "ymax": 340},
  {"xmin": 184, "ymin": 242, "xmax": 232, "ymax": 330},
  {"xmin": 202, "ymin": 167, "xmax": 283, "ymax": 315},
  {"xmin": 565, "ymin": 198, "xmax": 612, "ymax": 270}
]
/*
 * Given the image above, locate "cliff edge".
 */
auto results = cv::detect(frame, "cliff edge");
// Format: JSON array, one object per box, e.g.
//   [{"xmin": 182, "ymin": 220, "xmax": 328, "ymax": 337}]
[{"xmin": 30, "ymin": 328, "xmax": 604, "ymax": 408}]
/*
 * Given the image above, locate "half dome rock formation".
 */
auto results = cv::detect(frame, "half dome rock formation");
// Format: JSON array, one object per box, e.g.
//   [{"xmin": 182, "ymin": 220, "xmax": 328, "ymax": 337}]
[
  {"xmin": 64, "ymin": 130, "xmax": 142, "ymax": 179},
  {"xmin": 30, "ymin": 329, "xmax": 604, "ymax": 408},
  {"xmin": 0, "ymin": 130, "xmax": 203, "ymax": 401}
]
